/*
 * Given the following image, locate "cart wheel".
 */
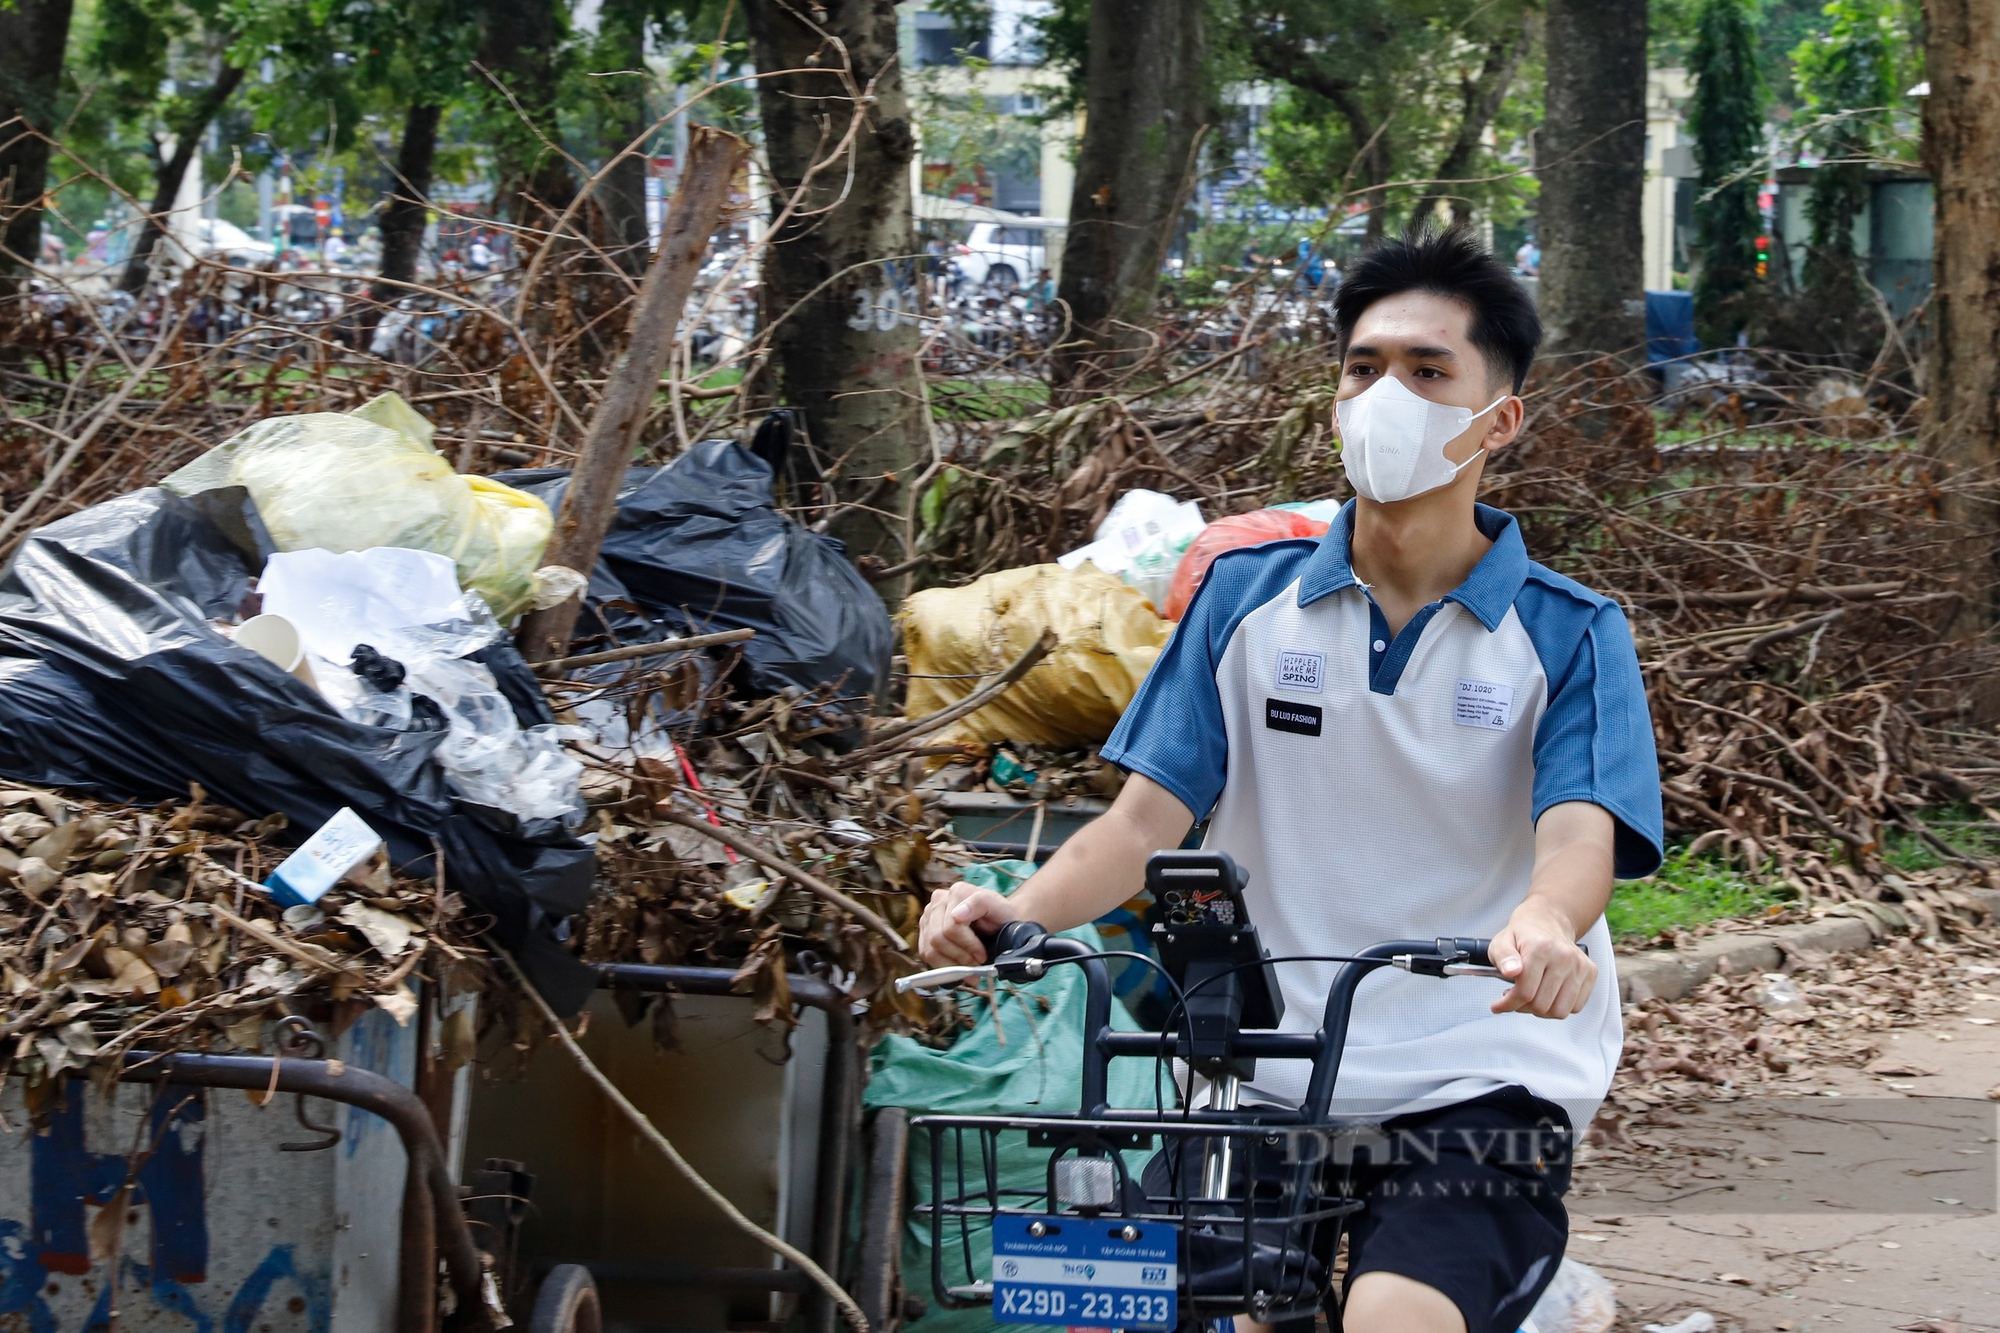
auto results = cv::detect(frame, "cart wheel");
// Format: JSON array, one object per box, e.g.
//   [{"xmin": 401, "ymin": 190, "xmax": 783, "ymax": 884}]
[
  {"xmin": 528, "ymin": 1264, "xmax": 601, "ymax": 1333},
  {"xmin": 856, "ymin": 1107, "xmax": 910, "ymax": 1331}
]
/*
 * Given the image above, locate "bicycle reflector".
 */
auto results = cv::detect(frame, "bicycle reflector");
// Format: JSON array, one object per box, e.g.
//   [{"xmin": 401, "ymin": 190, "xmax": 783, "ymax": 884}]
[{"xmin": 1054, "ymin": 1157, "xmax": 1118, "ymax": 1211}]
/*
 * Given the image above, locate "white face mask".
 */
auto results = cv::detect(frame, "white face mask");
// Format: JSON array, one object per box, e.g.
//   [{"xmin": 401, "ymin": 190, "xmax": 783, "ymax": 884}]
[{"xmin": 1335, "ymin": 373, "xmax": 1508, "ymax": 504}]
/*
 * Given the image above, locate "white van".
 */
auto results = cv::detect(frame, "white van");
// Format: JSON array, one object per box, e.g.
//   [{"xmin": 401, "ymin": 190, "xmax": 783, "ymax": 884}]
[{"xmin": 956, "ymin": 219, "xmax": 1062, "ymax": 292}]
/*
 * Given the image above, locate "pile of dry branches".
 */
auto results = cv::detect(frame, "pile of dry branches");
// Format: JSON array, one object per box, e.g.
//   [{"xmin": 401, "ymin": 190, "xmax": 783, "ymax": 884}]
[
  {"xmin": 0, "ymin": 780, "xmax": 475, "ymax": 1069},
  {"xmin": 914, "ymin": 340, "xmax": 2000, "ymax": 914}
]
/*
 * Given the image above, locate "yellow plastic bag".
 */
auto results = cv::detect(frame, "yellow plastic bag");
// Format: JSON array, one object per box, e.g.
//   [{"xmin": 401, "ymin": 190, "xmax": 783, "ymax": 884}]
[
  {"xmin": 901, "ymin": 563, "xmax": 1170, "ymax": 748},
  {"xmin": 163, "ymin": 392, "xmax": 552, "ymax": 620}
]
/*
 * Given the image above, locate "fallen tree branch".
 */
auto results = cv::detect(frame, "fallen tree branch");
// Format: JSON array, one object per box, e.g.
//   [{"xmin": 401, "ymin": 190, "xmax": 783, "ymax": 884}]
[
  {"xmin": 516, "ymin": 124, "xmax": 753, "ymax": 662},
  {"xmin": 1630, "ymin": 581, "xmax": 1906, "ymax": 608},
  {"xmin": 649, "ymin": 804, "xmax": 912, "ymax": 954},
  {"xmin": 1682, "ymin": 609, "xmax": 1846, "ymax": 681},
  {"xmin": 0, "ymin": 298, "xmax": 199, "ymax": 552},
  {"xmin": 533, "ymin": 627, "xmax": 756, "ymax": 676},
  {"xmin": 208, "ymin": 901, "xmax": 367, "ymax": 980},
  {"xmin": 497, "ymin": 948, "xmax": 869, "ymax": 1333},
  {"xmin": 812, "ymin": 472, "xmax": 898, "ymax": 536},
  {"xmin": 843, "ymin": 628, "xmax": 1059, "ymax": 763}
]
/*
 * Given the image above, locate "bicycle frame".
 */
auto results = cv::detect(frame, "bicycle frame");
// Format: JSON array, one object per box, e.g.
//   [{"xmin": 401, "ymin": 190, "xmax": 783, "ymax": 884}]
[{"xmin": 910, "ymin": 934, "xmax": 1488, "ymax": 1327}]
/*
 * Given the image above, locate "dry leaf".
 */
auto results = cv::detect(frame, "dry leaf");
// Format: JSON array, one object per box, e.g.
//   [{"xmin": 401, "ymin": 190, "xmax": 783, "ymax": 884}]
[
  {"xmin": 107, "ymin": 954, "xmax": 160, "ymax": 996},
  {"xmin": 373, "ymin": 981, "xmax": 418, "ymax": 1026},
  {"xmin": 223, "ymin": 1012, "xmax": 265, "ymax": 1051},
  {"xmin": 337, "ymin": 902, "xmax": 414, "ymax": 959},
  {"xmin": 438, "ymin": 1007, "xmax": 476, "ymax": 1071},
  {"xmin": 16, "ymin": 857, "xmax": 58, "ymax": 897},
  {"xmin": 23, "ymin": 820, "xmax": 86, "ymax": 870},
  {"xmin": 87, "ymin": 1188, "xmax": 129, "ymax": 1264},
  {"xmin": 0, "ymin": 812, "xmax": 52, "ymax": 848},
  {"xmin": 65, "ymin": 873, "xmax": 114, "ymax": 899}
]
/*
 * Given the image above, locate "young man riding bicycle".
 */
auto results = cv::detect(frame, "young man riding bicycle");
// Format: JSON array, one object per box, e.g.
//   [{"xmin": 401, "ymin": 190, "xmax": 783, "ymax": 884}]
[{"xmin": 919, "ymin": 228, "xmax": 1664, "ymax": 1333}]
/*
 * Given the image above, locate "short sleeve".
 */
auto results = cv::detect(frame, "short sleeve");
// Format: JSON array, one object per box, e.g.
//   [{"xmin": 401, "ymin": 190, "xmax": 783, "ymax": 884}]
[
  {"xmin": 1530, "ymin": 601, "xmax": 1664, "ymax": 878},
  {"xmin": 1099, "ymin": 565, "xmax": 1246, "ymax": 824}
]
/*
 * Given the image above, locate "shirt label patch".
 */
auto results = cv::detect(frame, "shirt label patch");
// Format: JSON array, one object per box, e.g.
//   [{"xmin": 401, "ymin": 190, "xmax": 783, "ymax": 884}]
[
  {"xmin": 1275, "ymin": 649, "xmax": 1325, "ymax": 694},
  {"xmin": 1265, "ymin": 698, "xmax": 1323, "ymax": 736},
  {"xmin": 1453, "ymin": 679, "xmax": 1515, "ymax": 731}
]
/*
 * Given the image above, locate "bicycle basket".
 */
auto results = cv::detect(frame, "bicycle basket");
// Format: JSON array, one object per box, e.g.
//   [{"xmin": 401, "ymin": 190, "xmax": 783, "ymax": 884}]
[{"xmin": 914, "ymin": 1113, "xmax": 1366, "ymax": 1328}]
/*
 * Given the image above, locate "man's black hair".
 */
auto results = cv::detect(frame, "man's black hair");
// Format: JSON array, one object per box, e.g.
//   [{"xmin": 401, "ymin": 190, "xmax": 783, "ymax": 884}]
[{"xmin": 1332, "ymin": 225, "xmax": 1542, "ymax": 392}]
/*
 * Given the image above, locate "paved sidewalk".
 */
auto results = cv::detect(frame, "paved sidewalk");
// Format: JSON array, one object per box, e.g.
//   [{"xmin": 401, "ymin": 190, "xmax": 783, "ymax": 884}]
[{"xmin": 1575, "ymin": 1004, "xmax": 2000, "ymax": 1331}]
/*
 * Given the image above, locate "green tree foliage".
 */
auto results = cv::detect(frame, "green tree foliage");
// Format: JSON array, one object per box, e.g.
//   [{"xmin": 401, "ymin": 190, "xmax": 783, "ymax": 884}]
[
  {"xmin": 1792, "ymin": 0, "xmax": 1899, "ymax": 311},
  {"xmin": 909, "ymin": 61, "xmax": 1045, "ymax": 205},
  {"xmin": 1686, "ymin": 0, "xmax": 1765, "ymax": 344},
  {"xmin": 65, "ymin": 0, "xmax": 242, "ymax": 197},
  {"xmin": 1236, "ymin": 0, "xmax": 1540, "ymax": 239},
  {"xmin": 1655, "ymin": 0, "xmax": 1847, "ymax": 104}
]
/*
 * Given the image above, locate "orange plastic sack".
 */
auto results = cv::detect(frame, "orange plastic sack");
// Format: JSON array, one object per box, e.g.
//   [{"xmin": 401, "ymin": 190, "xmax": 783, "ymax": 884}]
[{"xmin": 1164, "ymin": 509, "xmax": 1330, "ymax": 620}]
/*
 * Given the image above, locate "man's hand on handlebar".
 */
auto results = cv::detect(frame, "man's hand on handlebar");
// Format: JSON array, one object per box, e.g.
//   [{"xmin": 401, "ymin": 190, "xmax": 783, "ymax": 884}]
[
  {"xmin": 919, "ymin": 881, "xmax": 1021, "ymax": 967},
  {"xmin": 1488, "ymin": 896, "xmax": 1597, "ymax": 1019}
]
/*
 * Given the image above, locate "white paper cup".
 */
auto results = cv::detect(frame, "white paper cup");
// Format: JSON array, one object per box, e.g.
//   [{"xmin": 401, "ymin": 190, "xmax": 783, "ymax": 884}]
[{"xmin": 235, "ymin": 613, "xmax": 318, "ymax": 689}]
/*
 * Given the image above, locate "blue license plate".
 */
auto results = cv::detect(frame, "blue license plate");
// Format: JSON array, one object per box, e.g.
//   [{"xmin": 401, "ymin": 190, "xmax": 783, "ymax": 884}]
[{"xmin": 991, "ymin": 1214, "xmax": 1178, "ymax": 1328}]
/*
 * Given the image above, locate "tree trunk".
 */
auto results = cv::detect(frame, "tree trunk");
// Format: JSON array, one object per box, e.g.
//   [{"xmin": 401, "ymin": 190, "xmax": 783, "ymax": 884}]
[
  {"xmin": 517, "ymin": 127, "xmax": 751, "ymax": 662},
  {"xmin": 745, "ymin": 0, "xmax": 926, "ymax": 590},
  {"xmin": 1921, "ymin": 0, "xmax": 2000, "ymax": 626},
  {"xmin": 117, "ymin": 63, "xmax": 245, "ymax": 293},
  {"xmin": 1053, "ymin": 0, "xmax": 1207, "ymax": 390},
  {"xmin": 1537, "ymin": 0, "xmax": 1646, "ymax": 360},
  {"xmin": 0, "ymin": 0, "xmax": 74, "ymax": 289},
  {"xmin": 1408, "ymin": 13, "xmax": 1534, "ymax": 231},
  {"xmin": 367, "ymin": 102, "xmax": 441, "ymax": 327},
  {"xmin": 598, "ymin": 0, "xmax": 652, "ymax": 277},
  {"xmin": 479, "ymin": 0, "xmax": 576, "ymax": 227}
]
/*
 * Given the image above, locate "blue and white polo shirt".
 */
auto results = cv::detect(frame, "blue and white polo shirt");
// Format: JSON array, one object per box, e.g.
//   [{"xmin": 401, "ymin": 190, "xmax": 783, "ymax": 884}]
[{"xmin": 1102, "ymin": 501, "xmax": 1664, "ymax": 1120}]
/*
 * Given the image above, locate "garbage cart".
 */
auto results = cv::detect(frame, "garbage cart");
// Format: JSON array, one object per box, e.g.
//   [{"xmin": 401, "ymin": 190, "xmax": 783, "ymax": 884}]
[
  {"xmin": 0, "ymin": 1006, "xmax": 489, "ymax": 1333},
  {"xmin": 463, "ymin": 965, "xmax": 864, "ymax": 1333}
]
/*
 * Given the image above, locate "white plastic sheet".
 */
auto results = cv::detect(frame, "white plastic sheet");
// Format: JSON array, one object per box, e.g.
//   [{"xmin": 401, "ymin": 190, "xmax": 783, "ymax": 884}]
[
  {"xmin": 1056, "ymin": 488, "xmax": 1206, "ymax": 612},
  {"xmin": 261, "ymin": 547, "xmax": 584, "ymax": 823},
  {"xmin": 1526, "ymin": 1258, "xmax": 1618, "ymax": 1333}
]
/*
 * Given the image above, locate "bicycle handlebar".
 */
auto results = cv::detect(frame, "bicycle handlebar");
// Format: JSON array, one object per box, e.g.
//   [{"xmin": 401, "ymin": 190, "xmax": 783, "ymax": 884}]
[{"xmin": 892, "ymin": 925, "xmax": 1594, "ymax": 1118}]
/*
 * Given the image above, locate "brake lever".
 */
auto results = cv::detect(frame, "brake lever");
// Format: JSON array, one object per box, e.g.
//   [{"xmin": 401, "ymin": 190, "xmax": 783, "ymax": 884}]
[
  {"xmin": 893, "ymin": 952, "xmax": 1051, "ymax": 994},
  {"xmin": 894, "ymin": 964, "xmax": 997, "ymax": 994},
  {"xmin": 895, "ymin": 919, "xmax": 1056, "ymax": 994}
]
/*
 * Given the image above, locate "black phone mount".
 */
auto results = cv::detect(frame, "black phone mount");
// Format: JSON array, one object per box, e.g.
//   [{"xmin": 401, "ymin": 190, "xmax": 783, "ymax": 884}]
[{"xmin": 1144, "ymin": 850, "xmax": 1284, "ymax": 1082}]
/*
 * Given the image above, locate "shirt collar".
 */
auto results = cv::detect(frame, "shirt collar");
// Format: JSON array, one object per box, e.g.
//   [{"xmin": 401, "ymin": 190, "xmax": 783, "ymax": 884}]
[{"xmin": 1296, "ymin": 501, "xmax": 1528, "ymax": 632}]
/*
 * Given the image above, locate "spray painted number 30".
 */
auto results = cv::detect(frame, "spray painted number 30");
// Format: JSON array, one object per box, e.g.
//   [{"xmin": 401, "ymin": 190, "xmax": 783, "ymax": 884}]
[{"xmin": 846, "ymin": 286, "xmax": 914, "ymax": 332}]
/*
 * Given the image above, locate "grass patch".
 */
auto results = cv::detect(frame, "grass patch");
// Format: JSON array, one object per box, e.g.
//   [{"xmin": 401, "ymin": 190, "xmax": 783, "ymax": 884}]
[
  {"xmin": 1878, "ymin": 804, "xmax": 2000, "ymax": 872},
  {"xmin": 1607, "ymin": 849, "xmax": 1785, "ymax": 944}
]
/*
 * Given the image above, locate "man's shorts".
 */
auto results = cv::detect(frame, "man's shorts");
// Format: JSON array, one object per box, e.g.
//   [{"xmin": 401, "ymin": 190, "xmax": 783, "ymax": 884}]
[
  {"xmin": 1137, "ymin": 1085, "xmax": 1572, "ymax": 1333},
  {"xmin": 1334, "ymin": 1085, "xmax": 1573, "ymax": 1333}
]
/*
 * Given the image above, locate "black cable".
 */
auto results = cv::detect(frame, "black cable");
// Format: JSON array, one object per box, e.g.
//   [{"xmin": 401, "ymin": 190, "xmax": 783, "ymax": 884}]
[
  {"xmin": 1026, "ymin": 949, "xmax": 1405, "ymax": 1134},
  {"xmin": 1003, "ymin": 945, "xmax": 1482, "ymax": 1206},
  {"xmin": 1008, "ymin": 948, "xmax": 1191, "ymax": 1117},
  {"xmin": 1156, "ymin": 953, "xmax": 1425, "ymax": 1133}
]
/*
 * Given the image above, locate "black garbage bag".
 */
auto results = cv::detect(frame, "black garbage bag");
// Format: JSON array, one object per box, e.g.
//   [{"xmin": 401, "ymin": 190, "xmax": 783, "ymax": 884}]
[
  {"xmin": 498, "ymin": 438, "xmax": 894, "ymax": 710},
  {"xmin": 0, "ymin": 489, "xmax": 596, "ymax": 1013}
]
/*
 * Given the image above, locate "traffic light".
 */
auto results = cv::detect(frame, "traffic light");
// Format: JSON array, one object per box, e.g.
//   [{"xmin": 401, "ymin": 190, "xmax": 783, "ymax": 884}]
[{"xmin": 1755, "ymin": 235, "xmax": 1770, "ymax": 278}]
